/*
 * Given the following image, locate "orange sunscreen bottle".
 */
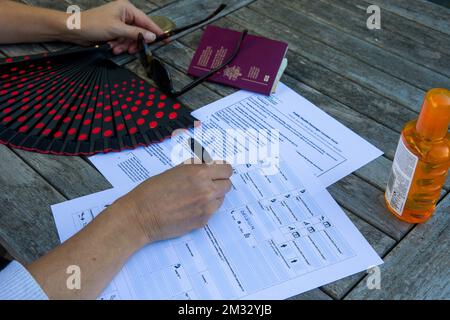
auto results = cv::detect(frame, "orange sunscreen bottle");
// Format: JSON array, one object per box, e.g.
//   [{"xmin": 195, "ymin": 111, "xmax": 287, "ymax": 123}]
[{"xmin": 385, "ymin": 88, "xmax": 450, "ymax": 223}]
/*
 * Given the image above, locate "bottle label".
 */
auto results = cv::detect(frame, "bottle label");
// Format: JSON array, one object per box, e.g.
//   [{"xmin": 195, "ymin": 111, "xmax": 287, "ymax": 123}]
[{"xmin": 386, "ymin": 137, "xmax": 418, "ymax": 215}]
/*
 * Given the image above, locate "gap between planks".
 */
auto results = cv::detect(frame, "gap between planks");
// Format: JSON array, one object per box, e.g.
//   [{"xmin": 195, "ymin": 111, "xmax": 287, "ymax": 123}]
[{"xmin": 342, "ymin": 188, "xmax": 450, "ymax": 299}]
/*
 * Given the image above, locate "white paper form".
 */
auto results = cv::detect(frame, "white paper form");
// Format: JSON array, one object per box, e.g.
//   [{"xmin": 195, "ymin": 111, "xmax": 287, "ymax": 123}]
[
  {"xmin": 191, "ymin": 83, "xmax": 383, "ymax": 187},
  {"xmin": 89, "ymin": 130, "xmax": 194, "ymax": 187},
  {"xmin": 90, "ymin": 83, "xmax": 382, "ymax": 188},
  {"xmin": 52, "ymin": 160, "xmax": 382, "ymax": 300}
]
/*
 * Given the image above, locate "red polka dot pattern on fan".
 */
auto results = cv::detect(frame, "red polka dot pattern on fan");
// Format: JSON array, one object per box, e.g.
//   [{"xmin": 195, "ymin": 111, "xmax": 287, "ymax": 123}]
[{"xmin": 0, "ymin": 44, "xmax": 194, "ymax": 155}]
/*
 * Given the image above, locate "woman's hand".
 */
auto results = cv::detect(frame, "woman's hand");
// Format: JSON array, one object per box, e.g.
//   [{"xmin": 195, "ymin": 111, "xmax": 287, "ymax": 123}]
[
  {"xmin": 115, "ymin": 160, "xmax": 233, "ymax": 244},
  {"xmin": 27, "ymin": 161, "xmax": 232, "ymax": 299},
  {"xmin": 70, "ymin": 0, "xmax": 165, "ymax": 54},
  {"xmin": 0, "ymin": 0, "xmax": 163, "ymax": 52}
]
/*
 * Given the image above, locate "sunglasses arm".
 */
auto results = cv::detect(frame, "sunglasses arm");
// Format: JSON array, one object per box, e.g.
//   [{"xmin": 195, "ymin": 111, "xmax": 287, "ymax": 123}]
[
  {"xmin": 171, "ymin": 30, "xmax": 248, "ymax": 97},
  {"xmin": 153, "ymin": 4, "xmax": 227, "ymax": 43}
]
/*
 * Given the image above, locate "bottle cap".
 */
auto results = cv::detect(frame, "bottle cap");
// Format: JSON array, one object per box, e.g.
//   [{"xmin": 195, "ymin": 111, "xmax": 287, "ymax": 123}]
[{"xmin": 416, "ymin": 88, "xmax": 450, "ymax": 140}]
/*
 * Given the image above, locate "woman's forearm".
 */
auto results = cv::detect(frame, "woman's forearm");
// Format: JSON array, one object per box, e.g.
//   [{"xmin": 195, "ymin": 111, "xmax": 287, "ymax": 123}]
[
  {"xmin": 26, "ymin": 199, "xmax": 147, "ymax": 299},
  {"xmin": 0, "ymin": 1, "xmax": 71, "ymax": 44},
  {"xmin": 24, "ymin": 160, "xmax": 232, "ymax": 299},
  {"xmin": 0, "ymin": 0, "xmax": 165, "ymax": 53}
]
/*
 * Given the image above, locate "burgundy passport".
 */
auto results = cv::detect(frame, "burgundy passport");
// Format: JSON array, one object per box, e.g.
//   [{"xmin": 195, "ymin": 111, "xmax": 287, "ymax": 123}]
[{"xmin": 187, "ymin": 26, "xmax": 288, "ymax": 95}]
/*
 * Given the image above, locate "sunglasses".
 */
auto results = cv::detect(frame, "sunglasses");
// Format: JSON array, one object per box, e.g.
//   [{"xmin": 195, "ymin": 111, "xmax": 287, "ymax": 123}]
[{"xmin": 138, "ymin": 4, "xmax": 248, "ymax": 97}]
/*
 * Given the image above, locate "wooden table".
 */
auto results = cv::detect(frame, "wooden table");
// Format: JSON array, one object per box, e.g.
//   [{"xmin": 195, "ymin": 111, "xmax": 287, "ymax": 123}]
[{"xmin": 0, "ymin": 0, "xmax": 449, "ymax": 300}]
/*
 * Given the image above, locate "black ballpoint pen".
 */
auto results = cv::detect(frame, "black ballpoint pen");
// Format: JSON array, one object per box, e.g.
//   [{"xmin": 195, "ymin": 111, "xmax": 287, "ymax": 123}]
[{"xmin": 188, "ymin": 137, "xmax": 213, "ymax": 164}]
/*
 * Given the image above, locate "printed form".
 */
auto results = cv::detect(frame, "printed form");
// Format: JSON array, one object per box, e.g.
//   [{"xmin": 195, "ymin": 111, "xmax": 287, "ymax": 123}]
[
  {"xmin": 90, "ymin": 83, "xmax": 383, "ymax": 188},
  {"xmin": 52, "ymin": 159, "xmax": 382, "ymax": 300}
]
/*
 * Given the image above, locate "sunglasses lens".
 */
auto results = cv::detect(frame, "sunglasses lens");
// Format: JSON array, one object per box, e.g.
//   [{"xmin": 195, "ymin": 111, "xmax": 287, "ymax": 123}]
[{"xmin": 151, "ymin": 59, "xmax": 172, "ymax": 93}]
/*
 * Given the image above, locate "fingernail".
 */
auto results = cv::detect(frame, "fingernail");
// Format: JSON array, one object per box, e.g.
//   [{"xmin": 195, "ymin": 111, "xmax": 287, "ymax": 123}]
[{"xmin": 144, "ymin": 32, "xmax": 156, "ymax": 42}]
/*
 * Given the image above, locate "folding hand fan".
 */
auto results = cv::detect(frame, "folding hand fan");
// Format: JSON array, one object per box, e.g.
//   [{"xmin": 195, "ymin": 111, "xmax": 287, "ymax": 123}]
[{"xmin": 0, "ymin": 45, "xmax": 194, "ymax": 155}]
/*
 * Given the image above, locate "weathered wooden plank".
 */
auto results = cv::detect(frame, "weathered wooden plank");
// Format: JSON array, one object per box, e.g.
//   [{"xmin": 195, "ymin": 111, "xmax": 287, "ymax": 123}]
[
  {"xmin": 41, "ymin": 41, "xmax": 74, "ymax": 53},
  {"xmin": 225, "ymin": 9, "xmax": 425, "ymax": 113},
  {"xmin": 43, "ymin": 0, "xmax": 158, "ymax": 14},
  {"xmin": 444, "ymin": 190, "xmax": 450, "ymax": 199},
  {"xmin": 444, "ymin": 175, "xmax": 450, "ymax": 193},
  {"xmin": 23, "ymin": 0, "xmax": 107, "ymax": 11},
  {"xmin": 64, "ymin": 0, "xmax": 107, "ymax": 10},
  {"xmin": 0, "ymin": 43, "xmax": 46, "ymax": 57},
  {"xmin": 78, "ymin": 0, "xmax": 170, "ymax": 11},
  {"xmin": 333, "ymin": 0, "xmax": 450, "ymax": 55},
  {"xmin": 360, "ymin": 0, "xmax": 450, "ymax": 35},
  {"xmin": 0, "ymin": 35, "xmax": 65, "ymax": 69},
  {"xmin": 0, "ymin": 145, "xmax": 62, "ymax": 264},
  {"xmin": 151, "ymin": 0, "xmax": 254, "ymax": 27},
  {"xmin": 355, "ymin": 155, "xmax": 450, "ymax": 194},
  {"xmin": 278, "ymin": 74, "xmax": 450, "ymax": 193},
  {"xmin": 346, "ymin": 194, "xmax": 450, "ymax": 299},
  {"xmin": 281, "ymin": 74, "xmax": 399, "ymax": 159},
  {"xmin": 271, "ymin": 0, "xmax": 450, "ymax": 80},
  {"xmin": 22, "ymin": 0, "xmax": 70, "ymax": 10},
  {"xmin": 280, "ymin": 74, "xmax": 450, "ymax": 192},
  {"xmin": 128, "ymin": 0, "xmax": 159, "ymax": 12},
  {"xmin": 321, "ymin": 209, "xmax": 396, "ymax": 299},
  {"xmin": 24, "ymin": 0, "xmax": 156, "ymax": 15},
  {"xmin": 328, "ymin": 174, "xmax": 413, "ymax": 241},
  {"xmin": 288, "ymin": 288, "xmax": 333, "ymax": 300},
  {"xmin": 354, "ymin": 156, "xmax": 393, "ymax": 191},
  {"xmin": 149, "ymin": 0, "xmax": 177, "ymax": 8},
  {"xmin": 13, "ymin": 150, "xmax": 112, "ymax": 199}
]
